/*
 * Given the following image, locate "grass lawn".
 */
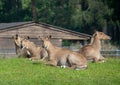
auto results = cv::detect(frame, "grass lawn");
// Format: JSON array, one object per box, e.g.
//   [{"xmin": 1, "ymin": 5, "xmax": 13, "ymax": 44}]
[{"xmin": 0, "ymin": 57, "xmax": 120, "ymax": 85}]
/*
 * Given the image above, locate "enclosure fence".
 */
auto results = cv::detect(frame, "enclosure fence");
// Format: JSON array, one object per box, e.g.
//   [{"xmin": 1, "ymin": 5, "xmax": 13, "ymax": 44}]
[
  {"xmin": 0, "ymin": 47, "xmax": 120, "ymax": 57},
  {"xmin": 101, "ymin": 50, "xmax": 120, "ymax": 57},
  {"xmin": 63, "ymin": 46, "xmax": 120, "ymax": 57}
]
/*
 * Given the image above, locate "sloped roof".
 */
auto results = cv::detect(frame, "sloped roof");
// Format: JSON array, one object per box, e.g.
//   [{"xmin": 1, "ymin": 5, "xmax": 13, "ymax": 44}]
[
  {"xmin": 0, "ymin": 21, "xmax": 32, "ymax": 30},
  {"xmin": 37, "ymin": 22, "xmax": 91, "ymax": 38},
  {"xmin": 0, "ymin": 21, "xmax": 91, "ymax": 39}
]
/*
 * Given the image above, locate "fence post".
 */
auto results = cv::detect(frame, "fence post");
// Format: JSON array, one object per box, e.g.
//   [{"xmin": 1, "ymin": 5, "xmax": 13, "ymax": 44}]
[{"xmin": 116, "ymin": 50, "xmax": 119, "ymax": 56}]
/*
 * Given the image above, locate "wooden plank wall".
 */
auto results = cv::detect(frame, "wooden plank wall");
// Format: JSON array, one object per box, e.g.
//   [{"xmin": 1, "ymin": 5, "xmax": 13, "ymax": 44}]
[{"xmin": 0, "ymin": 25, "xmax": 87, "ymax": 40}]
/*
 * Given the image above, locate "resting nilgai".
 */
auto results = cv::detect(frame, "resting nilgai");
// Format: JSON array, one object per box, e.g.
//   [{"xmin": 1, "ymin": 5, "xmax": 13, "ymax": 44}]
[
  {"xmin": 13, "ymin": 34, "xmax": 31, "ymax": 58},
  {"xmin": 39, "ymin": 35, "xmax": 87, "ymax": 70},
  {"xmin": 79, "ymin": 31, "xmax": 111, "ymax": 63}
]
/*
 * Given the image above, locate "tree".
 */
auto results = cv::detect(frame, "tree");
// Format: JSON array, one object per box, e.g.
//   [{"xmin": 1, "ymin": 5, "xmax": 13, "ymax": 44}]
[
  {"xmin": 71, "ymin": 0, "xmax": 113, "ymax": 34},
  {"xmin": 0, "ymin": 0, "xmax": 119, "ymax": 44},
  {"xmin": 31, "ymin": 0, "xmax": 38, "ymax": 22}
]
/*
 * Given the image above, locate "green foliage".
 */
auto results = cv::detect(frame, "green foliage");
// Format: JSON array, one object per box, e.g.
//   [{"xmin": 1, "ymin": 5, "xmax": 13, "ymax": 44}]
[
  {"xmin": 71, "ymin": 0, "xmax": 113, "ymax": 33},
  {"xmin": 0, "ymin": 0, "xmax": 114, "ymax": 28},
  {"xmin": 22, "ymin": 0, "xmax": 32, "ymax": 21},
  {"xmin": 62, "ymin": 40, "xmax": 72, "ymax": 46},
  {"xmin": 0, "ymin": 57, "xmax": 120, "ymax": 85},
  {"xmin": 0, "ymin": 0, "xmax": 120, "ymax": 44},
  {"xmin": 0, "ymin": 0, "xmax": 32, "ymax": 22}
]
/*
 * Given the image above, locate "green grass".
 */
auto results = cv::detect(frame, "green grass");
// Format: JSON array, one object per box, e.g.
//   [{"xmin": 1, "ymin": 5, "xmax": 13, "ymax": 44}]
[{"xmin": 0, "ymin": 57, "xmax": 120, "ymax": 85}]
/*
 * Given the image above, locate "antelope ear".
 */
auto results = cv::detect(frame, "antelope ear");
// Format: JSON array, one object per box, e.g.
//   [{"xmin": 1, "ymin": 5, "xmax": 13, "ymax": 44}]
[
  {"xmin": 27, "ymin": 36, "xmax": 30, "ymax": 39},
  {"xmin": 16, "ymin": 34, "xmax": 18, "ymax": 37},
  {"xmin": 24, "ymin": 36, "xmax": 30, "ymax": 40},
  {"xmin": 92, "ymin": 33, "xmax": 96, "ymax": 38},
  {"xmin": 38, "ymin": 36, "xmax": 42, "ymax": 40},
  {"xmin": 48, "ymin": 35, "xmax": 52, "ymax": 39},
  {"xmin": 92, "ymin": 31, "xmax": 97, "ymax": 37},
  {"xmin": 45, "ymin": 35, "xmax": 52, "ymax": 40},
  {"xmin": 14, "ymin": 34, "xmax": 19, "ymax": 39}
]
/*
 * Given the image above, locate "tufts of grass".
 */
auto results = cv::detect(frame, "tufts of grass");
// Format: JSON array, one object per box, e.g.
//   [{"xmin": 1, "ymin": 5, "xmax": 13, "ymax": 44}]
[{"xmin": 0, "ymin": 57, "xmax": 120, "ymax": 85}]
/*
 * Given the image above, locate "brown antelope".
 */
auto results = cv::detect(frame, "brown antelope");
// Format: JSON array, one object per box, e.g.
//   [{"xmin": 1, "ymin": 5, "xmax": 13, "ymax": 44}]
[
  {"xmin": 80, "ymin": 31, "xmax": 111, "ymax": 63},
  {"xmin": 13, "ymin": 34, "xmax": 31, "ymax": 58},
  {"xmin": 39, "ymin": 36, "xmax": 87, "ymax": 70},
  {"xmin": 20, "ymin": 38, "xmax": 48, "ymax": 61}
]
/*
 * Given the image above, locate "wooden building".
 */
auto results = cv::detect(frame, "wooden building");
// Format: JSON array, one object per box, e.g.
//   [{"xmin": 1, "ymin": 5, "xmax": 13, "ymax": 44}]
[{"xmin": 0, "ymin": 21, "xmax": 91, "ymax": 56}]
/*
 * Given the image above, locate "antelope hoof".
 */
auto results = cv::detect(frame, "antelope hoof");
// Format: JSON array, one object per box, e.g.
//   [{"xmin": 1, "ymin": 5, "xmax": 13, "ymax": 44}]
[
  {"xmin": 60, "ymin": 65, "xmax": 66, "ymax": 68},
  {"xmin": 28, "ymin": 58, "xmax": 32, "ymax": 61},
  {"xmin": 99, "ymin": 60, "xmax": 105, "ymax": 63}
]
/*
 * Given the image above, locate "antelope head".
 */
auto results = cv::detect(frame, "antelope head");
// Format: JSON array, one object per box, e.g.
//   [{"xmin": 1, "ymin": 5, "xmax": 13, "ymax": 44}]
[
  {"xmin": 13, "ymin": 34, "xmax": 25, "ymax": 48},
  {"xmin": 39, "ymin": 35, "xmax": 52, "ymax": 50},
  {"xmin": 94, "ymin": 31, "xmax": 111, "ymax": 40}
]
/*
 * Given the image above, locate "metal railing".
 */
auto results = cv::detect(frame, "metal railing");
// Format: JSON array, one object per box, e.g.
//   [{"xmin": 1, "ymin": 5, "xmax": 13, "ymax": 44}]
[
  {"xmin": 101, "ymin": 50, "xmax": 120, "ymax": 57},
  {"xmin": 63, "ymin": 46, "xmax": 120, "ymax": 57},
  {"xmin": 0, "ymin": 48, "xmax": 120, "ymax": 57}
]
